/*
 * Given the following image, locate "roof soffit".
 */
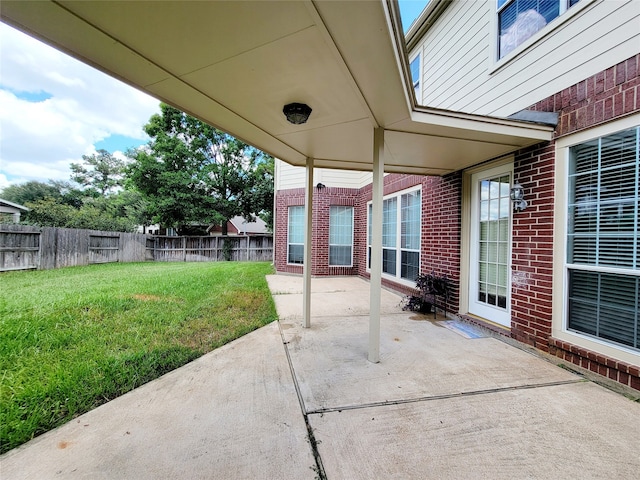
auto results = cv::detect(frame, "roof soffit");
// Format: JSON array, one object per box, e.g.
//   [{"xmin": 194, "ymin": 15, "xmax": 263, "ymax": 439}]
[{"xmin": 0, "ymin": 0, "xmax": 554, "ymax": 176}]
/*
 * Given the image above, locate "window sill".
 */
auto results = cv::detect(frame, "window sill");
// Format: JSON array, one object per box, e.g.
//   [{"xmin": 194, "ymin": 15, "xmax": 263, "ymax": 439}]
[{"xmin": 553, "ymin": 328, "xmax": 640, "ymax": 367}]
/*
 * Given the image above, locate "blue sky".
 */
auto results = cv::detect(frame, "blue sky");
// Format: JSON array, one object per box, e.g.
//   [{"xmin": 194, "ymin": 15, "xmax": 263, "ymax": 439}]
[
  {"xmin": 0, "ymin": 24, "xmax": 159, "ymax": 189},
  {"xmin": 399, "ymin": 0, "xmax": 429, "ymax": 33},
  {"xmin": 0, "ymin": 3, "xmax": 428, "ymax": 189}
]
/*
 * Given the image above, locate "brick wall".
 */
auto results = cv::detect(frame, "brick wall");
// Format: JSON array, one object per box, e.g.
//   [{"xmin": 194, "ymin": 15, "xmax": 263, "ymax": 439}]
[
  {"xmin": 274, "ymin": 186, "xmax": 359, "ymax": 275},
  {"xmin": 515, "ymin": 54, "xmax": 640, "ymax": 389},
  {"xmin": 511, "ymin": 143, "xmax": 555, "ymax": 352},
  {"xmin": 278, "ymin": 173, "xmax": 462, "ymax": 314},
  {"xmin": 420, "ymin": 173, "xmax": 462, "ymax": 313},
  {"xmin": 273, "ymin": 55, "xmax": 640, "ymax": 391},
  {"xmin": 532, "ymin": 54, "xmax": 639, "ymax": 137}
]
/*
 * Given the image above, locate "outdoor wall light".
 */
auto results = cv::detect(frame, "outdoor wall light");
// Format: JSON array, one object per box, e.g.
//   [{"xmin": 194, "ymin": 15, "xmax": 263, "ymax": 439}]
[
  {"xmin": 283, "ymin": 103, "xmax": 312, "ymax": 124},
  {"xmin": 510, "ymin": 182, "xmax": 528, "ymax": 212}
]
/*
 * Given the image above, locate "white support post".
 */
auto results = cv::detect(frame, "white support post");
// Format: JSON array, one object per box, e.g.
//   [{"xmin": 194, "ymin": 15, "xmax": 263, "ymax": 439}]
[
  {"xmin": 369, "ymin": 128, "xmax": 384, "ymax": 363},
  {"xmin": 303, "ymin": 157, "xmax": 314, "ymax": 328}
]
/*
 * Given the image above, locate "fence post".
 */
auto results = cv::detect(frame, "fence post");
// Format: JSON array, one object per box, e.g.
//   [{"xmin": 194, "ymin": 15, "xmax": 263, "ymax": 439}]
[{"xmin": 183, "ymin": 236, "xmax": 187, "ymax": 262}]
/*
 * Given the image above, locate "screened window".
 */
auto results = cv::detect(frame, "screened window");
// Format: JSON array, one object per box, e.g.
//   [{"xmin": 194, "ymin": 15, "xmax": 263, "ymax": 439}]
[
  {"xmin": 498, "ymin": 0, "xmax": 580, "ymax": 59},
  {"xmin": 368, "ymin": 188, "xmax": 421, "ymax": 282},
  {"xmin": 567, "ymin": 126, "xmax": 640, "ymax": 351},
  {"xmin": 329, "ymin": 206, "xmax": 354, "ymax": 266},
  {"xmin": 288, "ymin": 205, "xmax": 304, "ymax": 264}
]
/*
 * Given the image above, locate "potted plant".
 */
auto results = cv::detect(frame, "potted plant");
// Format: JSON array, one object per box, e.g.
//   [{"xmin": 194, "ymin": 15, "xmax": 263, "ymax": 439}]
[{"xmin": 402, "ymin": 271, "xmax": 450, "ymax": 317}]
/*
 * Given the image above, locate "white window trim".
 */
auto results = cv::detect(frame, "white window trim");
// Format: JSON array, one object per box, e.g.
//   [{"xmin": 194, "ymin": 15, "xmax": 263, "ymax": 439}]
[
  {"xmin": 553, "ymin": 113, "xmax": 640, "ymax": 366},
  {"xmin": 287, "ymin": 205, "xmax": 304, "ymax": 266},
  {"xmin": 328, "ymin": 205, "xmax": 354, "ymax": 267},
  {"xmin": 367, "ymin": 185, "xmax": 422, "ymax": 287},
  {"xmin": 488, "ymin": 0, "xmax": 596, "ymax": 74},
  {"xmin": 461, "ymin": 156, "xmax": 515, "ymax": 318}
]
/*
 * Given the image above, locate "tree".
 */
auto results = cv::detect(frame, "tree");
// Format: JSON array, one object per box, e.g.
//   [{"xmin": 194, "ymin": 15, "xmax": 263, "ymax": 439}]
[
  {"xmin": 24, "ymin": 194, "xmax": 143, "ymax": 232},
  {"xmin": 126, "ymin": 104, "xmax": 273, "ymax": 235},
  {"xmin": 70, "ymin": 149, "xmax": 125, "ymax": 195},
  {"xmin": 1, "ymin": 164, "xmax": 148, "ymax": 232},
  {"xmin": 251, "ymin": 155, "xmax": 274, "ymax": 231},
  {"xmin": 0, "ymin": 181, "xmax": 63, "ymax": 205}
]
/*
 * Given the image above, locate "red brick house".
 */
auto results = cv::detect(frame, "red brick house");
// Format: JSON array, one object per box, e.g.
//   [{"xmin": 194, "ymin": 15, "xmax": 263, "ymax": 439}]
[
  {"xmin": 273, "ymin": 1, "xmax": 640, "ymax": 391},
  {"xmin": 4, "ymin": 1, "xmax": 638, "ymax": 389}
]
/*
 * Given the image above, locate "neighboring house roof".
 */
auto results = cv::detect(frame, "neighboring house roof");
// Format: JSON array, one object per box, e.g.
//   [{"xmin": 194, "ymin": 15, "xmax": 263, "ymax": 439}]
[
  {"xmin": 0, "ymin": 198, "xmax": 29, "ymax": 212},
  {"xmin": 229, "ymin": 216, "xmax": 268, "ymax": 235},
  {"xmin": 1, "ymin": 1, "xmax": 553, "ymax": 177},
  {"xmin": 206, "ymin": 216, "xmax": 269, "ymax": 235}
]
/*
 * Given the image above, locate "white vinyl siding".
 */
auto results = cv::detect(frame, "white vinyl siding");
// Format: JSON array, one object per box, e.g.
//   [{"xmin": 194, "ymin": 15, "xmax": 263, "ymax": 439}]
[
  {"xmin": 329, "ymin": 206, "xmax": 354, "ymax": 266},
  {"xmin": 413, "ymin": 0, "xmax": 638, "ymax": 117},
  {"xmin": 275, "ymin": 160, "xmax": 372, "ymax": 190},
  {"xmin": 566, "ymin": 126, "xmax": 639, "ymax": 351},
  {"xmin": 287, "ymin": 205, "xmax": 304, "ymax": 264}
]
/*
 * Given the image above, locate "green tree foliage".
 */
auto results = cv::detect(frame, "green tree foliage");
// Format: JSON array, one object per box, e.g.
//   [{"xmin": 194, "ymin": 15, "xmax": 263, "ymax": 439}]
[
  {"xmin": 127, "ymin": 104, "xmax": 274, "ymax": 235},
  {"xmin": 252, "ymin": 156, "xmax": 274, "ymax": 230},
  {"xmin": 1, "ymin": 165, "xmax": 149, "ymax": 233},
  {"xmin": 0, "ymin": 181, "xmax": 63, "ymax": 205},
  {"xmin": 70, "ymin": 149, "xmax": 125, "ymax": 195},
  {"xmin": 23, "ymin": 193, "xmax": 144, "ymax": 232}
]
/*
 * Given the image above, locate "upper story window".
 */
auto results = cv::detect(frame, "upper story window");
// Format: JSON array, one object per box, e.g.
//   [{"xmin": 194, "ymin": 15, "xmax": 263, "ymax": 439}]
[
  {"xmin": 498, "ymin": 0, "xmax": 580, "ymax": 59},
  {"xmin": 410, "ymin": 54, "xmax": 421, "ymax": 103}
]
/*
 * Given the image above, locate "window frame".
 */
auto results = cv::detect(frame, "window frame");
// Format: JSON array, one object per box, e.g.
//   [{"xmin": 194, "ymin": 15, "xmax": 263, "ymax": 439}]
[
  {"xmin": 553, "ymin": 115, "xmax": 640, "ymax": 366},
  {"xmin": 328, "ymin": 205, "xmax": 354, "ymax": 267},
  {"xmin": 491, "ymin": 0, "xmax": 592, "ymax": 70},
  {"xmin": 287, "ymin": 205, "xmax": 305, "ymax": 265},
  {"xmin": 409, "ymin": 52, "xmax": 422, "ymax": 105},
  {"xmin": 367, "ymin": 185, "xmax": 422, "ymax": 287}
]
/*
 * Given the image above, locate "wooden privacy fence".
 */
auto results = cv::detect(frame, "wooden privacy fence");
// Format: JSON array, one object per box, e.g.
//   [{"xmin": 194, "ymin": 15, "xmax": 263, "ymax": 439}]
[
  {"xmin": 149, "ymin": 235, "xmax": 273, "ymax": 262},
  {"xmin": 0, "ymin": 224, "xmax": 149, "ymax": 272},
  {"xmin": 0, "ymin": 224, "xmax": 273, "ymax": 272}
]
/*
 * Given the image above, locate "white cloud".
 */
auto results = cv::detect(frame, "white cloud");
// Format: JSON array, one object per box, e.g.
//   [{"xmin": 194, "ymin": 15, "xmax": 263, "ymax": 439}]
[{"xmin": 0, "ymin": 23, "xmax": 159, "ymax": 186}]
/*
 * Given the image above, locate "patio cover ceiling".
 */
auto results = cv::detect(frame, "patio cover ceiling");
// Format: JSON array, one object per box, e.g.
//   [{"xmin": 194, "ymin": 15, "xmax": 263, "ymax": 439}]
[{"xmin": 1, "ymin": 0, "xmax": 554, "ymax": 176}]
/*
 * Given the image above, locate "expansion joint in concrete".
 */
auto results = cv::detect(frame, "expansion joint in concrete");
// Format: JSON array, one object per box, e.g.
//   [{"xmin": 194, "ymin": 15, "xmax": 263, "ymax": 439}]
[
  {"xmin": 306, "ymin": 379, "xmax": 587, "ymax": 415},
  {"xmin": 277, "ymin": 321, "xmax": 327, "ymax": 480}
]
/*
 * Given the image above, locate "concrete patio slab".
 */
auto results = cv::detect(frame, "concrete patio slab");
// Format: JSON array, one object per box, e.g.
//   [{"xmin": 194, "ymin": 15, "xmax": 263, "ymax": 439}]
[
  {"xmin": 3, "ymin": 274, "xmax": 639, "ymax": 479},
  {"xmin": 269, "ymin": 275, "xmax": 578, "ymax": 412},
  {"xmin": 280, "ymin": 313, "xmax": 579, "ymax": 412},
  {"xmin": 269, "ymin": 274, "xmax": 640, "ymax": 478},
  {"xmin": 267, "ymin": 275, "xmax": 403, "ymax": 319},
  {"xmin": 0, "ymin": 322, "xmax": 316, "ymax": 480},
  {"xmin": 310, "ymin": 381, "xmax": 640, "ymax": 479}
]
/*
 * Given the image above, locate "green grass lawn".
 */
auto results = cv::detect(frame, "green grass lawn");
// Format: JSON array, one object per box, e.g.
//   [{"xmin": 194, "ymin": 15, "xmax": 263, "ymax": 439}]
[{"xmin": 0, "ymin": 261, "xmax": 277, "ymax": 453}]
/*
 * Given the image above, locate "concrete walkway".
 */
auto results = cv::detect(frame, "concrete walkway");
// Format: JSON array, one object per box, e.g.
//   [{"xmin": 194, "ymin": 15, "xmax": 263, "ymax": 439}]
[{"xmin": 2, "ymin": 275, "xmax": 639, "ymax": 479}]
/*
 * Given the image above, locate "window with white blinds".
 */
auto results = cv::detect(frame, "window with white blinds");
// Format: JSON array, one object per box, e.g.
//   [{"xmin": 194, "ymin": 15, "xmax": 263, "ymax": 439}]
[
  {"xmin": 287, "ymin": 206, "xmax": 304, "ymax": 265},
  {"xmin": 567, "ymin": 127, "xmax": 640, "ymax": 351},
  {"xmin": 329, "ymin": 206, "xmax": 353, "ymax": 266}
]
